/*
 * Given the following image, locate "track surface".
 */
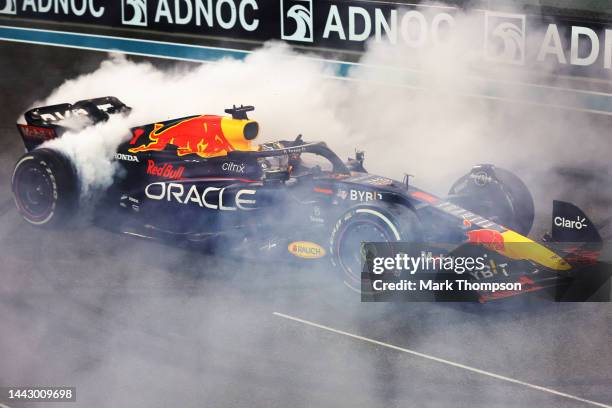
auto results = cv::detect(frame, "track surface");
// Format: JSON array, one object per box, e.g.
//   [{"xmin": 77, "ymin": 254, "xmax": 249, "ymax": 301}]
[{"xmin": 0, "ymin": 41, "xmax": 611, "ymax": 408}]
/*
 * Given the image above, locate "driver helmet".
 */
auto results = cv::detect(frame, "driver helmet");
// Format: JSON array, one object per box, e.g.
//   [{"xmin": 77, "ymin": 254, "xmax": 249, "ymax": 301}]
[{"xmin": 259, "ymin": 155, "xmax": 289, "ymax": 174}]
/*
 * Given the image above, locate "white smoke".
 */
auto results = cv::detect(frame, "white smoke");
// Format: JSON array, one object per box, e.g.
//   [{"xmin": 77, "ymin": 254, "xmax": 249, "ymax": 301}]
[
  {"xmin": 6, "ymin": 4, "xmax": 612, "ymax": 408},
  {"xmin": 36, "ymin": 6, "xmax": 611, "ymax": 211},
  {"xmin": 40, "ymin": 46, "xmax": 349, "ymax": 196}
]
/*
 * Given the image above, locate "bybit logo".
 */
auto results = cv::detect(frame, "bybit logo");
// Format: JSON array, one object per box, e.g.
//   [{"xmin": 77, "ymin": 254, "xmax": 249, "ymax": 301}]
[
  {"xmin": 280, "ymin": 0, "xmax": 313, "ymax": 43},
  {"xmin": 0, "ymin": 0, "xmax": 16, "ymax": 14},
  {"xmin": 484, "ymin": 11, "xmax": 526, "ymax": 65},
  {"xmin": 122, "ymin": 0, "xmax": 147, "ymax": 26}
]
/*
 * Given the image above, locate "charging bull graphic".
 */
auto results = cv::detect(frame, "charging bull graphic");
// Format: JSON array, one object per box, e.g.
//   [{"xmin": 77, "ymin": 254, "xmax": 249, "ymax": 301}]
[{"xmin": 129, "ymin": 115, "xmax": 256, "ymax": 158}]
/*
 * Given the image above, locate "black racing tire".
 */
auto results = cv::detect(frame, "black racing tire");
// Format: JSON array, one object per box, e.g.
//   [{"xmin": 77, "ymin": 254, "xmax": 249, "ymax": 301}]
[
  {"xmin": 11, "ymin": 148, "xmax": 80, "ymax": 227},
  {"xmin": 449, "ymin": 166, "xmax": 534, "ymax": 236},
  {"xmin": 329, "ymin": 204, "xmax": 421, "ymax": 291}
]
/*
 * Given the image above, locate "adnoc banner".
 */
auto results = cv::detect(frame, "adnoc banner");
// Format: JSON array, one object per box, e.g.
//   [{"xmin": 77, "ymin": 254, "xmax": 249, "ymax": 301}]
[{"xmin": 1, "ymin": 0, "xmax": 612, "ymax": 78}]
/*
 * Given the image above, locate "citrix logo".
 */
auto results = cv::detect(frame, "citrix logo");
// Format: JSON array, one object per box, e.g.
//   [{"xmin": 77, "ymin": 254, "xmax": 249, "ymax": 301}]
[
  {"xmin": 281, "ymin": 0, "xmax": 313, "ymax": 43},
  {"xmin": 122, "ymin": 0, "xmax": 147, "ymax": 26},
  {"xmin": 0, "ymin": 0, "xmax": 16, "ymax": 14},
  {"xmin": 484, "ymin": 11, "xmax": 526, "ymax": 65},
  {"xmin": 222, "ymin": 162, "xmax": 246, "ymax": 174},
  {"xmin": 554, "ymin": 216, "xmax": 588, "ymax": 230}
]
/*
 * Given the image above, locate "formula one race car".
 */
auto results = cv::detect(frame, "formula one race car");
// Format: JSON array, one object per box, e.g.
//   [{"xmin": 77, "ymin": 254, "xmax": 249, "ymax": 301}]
[{"xmin": 11, "ymin": 97, "xmax": 610, "ymax": 301}]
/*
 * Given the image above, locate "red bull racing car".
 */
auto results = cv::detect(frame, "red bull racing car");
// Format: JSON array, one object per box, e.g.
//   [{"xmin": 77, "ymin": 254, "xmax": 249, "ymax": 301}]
[{"xmin": 11, "ymin": 97, "xmax": 610, "ymax": 301}]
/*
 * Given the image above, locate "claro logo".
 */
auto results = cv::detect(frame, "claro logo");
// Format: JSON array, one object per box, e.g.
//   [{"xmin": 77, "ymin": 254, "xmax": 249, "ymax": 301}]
[
  {"xmin": 145, "ymin": 182, "xmax": 256, "ymax": 211},
  {"xmin": 554, "ymin": 216, "xmax": 588, "ymax": 230}
]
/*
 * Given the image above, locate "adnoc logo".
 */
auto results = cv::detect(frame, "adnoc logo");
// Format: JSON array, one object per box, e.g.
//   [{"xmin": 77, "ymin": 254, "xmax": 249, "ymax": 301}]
[
  {"xmin": 484, "ymin": 11, "xmax": 526, "ymax": 65},
  {"xmin": 280, "ymin": 0, "xmax": 314, "ymax": 43},
  {"xmin": 0, "ymin": 0, "xmax": 17, "ymax": 14},
  {"xmin": 122, "ymin": 0, "xmax": 148, "ymax": 26}
]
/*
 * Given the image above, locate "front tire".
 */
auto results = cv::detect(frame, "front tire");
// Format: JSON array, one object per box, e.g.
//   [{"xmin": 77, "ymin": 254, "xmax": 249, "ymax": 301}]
[
  {"xmin": 330, "ymin": 204, "xmax": 421, "ymax": 291},
  {"xmin": 12, "ymin": 148, "xmax": 79, "ymax": 227}
]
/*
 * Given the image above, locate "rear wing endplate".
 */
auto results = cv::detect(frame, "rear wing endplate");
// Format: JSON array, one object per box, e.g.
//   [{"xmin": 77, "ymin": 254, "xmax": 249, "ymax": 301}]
[{"xmin": 18, "ymin": 96, "xmax": 130, "ymax": 151}]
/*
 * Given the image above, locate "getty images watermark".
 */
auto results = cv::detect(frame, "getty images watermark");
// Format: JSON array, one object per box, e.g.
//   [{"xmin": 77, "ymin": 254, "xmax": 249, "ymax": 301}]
[
  {"xmin": 360, "ymin": 242, "xmax": 611, "ymax": 302},
  {"xmin": 0, "ymin": 387, "xmax": 76, "ymax": 402},
  {"xmin": 368, "ymin": 247, "xmax": 522, "ymax": 298}
]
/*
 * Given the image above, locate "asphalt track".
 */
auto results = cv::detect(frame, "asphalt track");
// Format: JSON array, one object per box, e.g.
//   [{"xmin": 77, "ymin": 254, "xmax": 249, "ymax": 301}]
[{"xmin": 0, "ymin": 41, "xmax": 611, "ymax": 408}]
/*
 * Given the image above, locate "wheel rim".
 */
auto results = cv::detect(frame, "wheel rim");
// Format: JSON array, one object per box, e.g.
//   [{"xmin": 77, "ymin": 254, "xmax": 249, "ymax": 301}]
[
  {"xmin": 338, "ymin": 219, "xmax": 394, "ymax": 286},
  {"xmin": 14, "ymin": 163, "xmax": 55, "ymax": 222}
]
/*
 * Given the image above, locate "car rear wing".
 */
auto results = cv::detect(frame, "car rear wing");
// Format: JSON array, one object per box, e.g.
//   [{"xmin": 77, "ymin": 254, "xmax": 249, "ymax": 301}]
[{"xmin": 17, "ymin": 96, "xmax": 130, "ymax": 151}]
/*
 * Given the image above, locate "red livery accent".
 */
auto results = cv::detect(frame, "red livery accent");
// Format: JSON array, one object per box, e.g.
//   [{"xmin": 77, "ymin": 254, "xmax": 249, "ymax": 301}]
[
  {"xmin": 129, "ymin": 128, "xmax": 145, "ymax": 145},
  {"xmin": 562, "ymin": 247, "xmax": 601, "ymax": 265},
  {"xmin": 314, "ymin": 187, "xmax": 333, "ymax": 194},
  {"xmin": 467, "ymin": 229, "xmax": 505, "ymax": 251},
  {"xmin": 18, "ymin": 124, "xmax": 56, "ymax": 141},
  {"xmin": 411, "ymin": 191, "xmax": 438, "ymax": 204}
]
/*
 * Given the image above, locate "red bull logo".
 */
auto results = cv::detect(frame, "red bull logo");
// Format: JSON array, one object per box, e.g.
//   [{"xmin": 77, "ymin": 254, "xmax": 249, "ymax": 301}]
[
  {"xmin": 129, "ymin": 115, "xmax": 237, "ymax": 158},
  {"xmin": 146, "ymin": 160, "xmax": 185, "ymax": 180}
]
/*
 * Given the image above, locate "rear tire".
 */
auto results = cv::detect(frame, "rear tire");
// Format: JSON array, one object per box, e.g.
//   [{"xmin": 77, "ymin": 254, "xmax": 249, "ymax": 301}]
[
  {"xmin": 12, "ymin": 148, "xmax": 79, "ymax": 227},
  {"xmin": 330, "ymin": 204, "xmax": 421, "ymax": 291},
  {"xmin": 449, "ymin": 165, "xmax": 534, "ymax": 236}
]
